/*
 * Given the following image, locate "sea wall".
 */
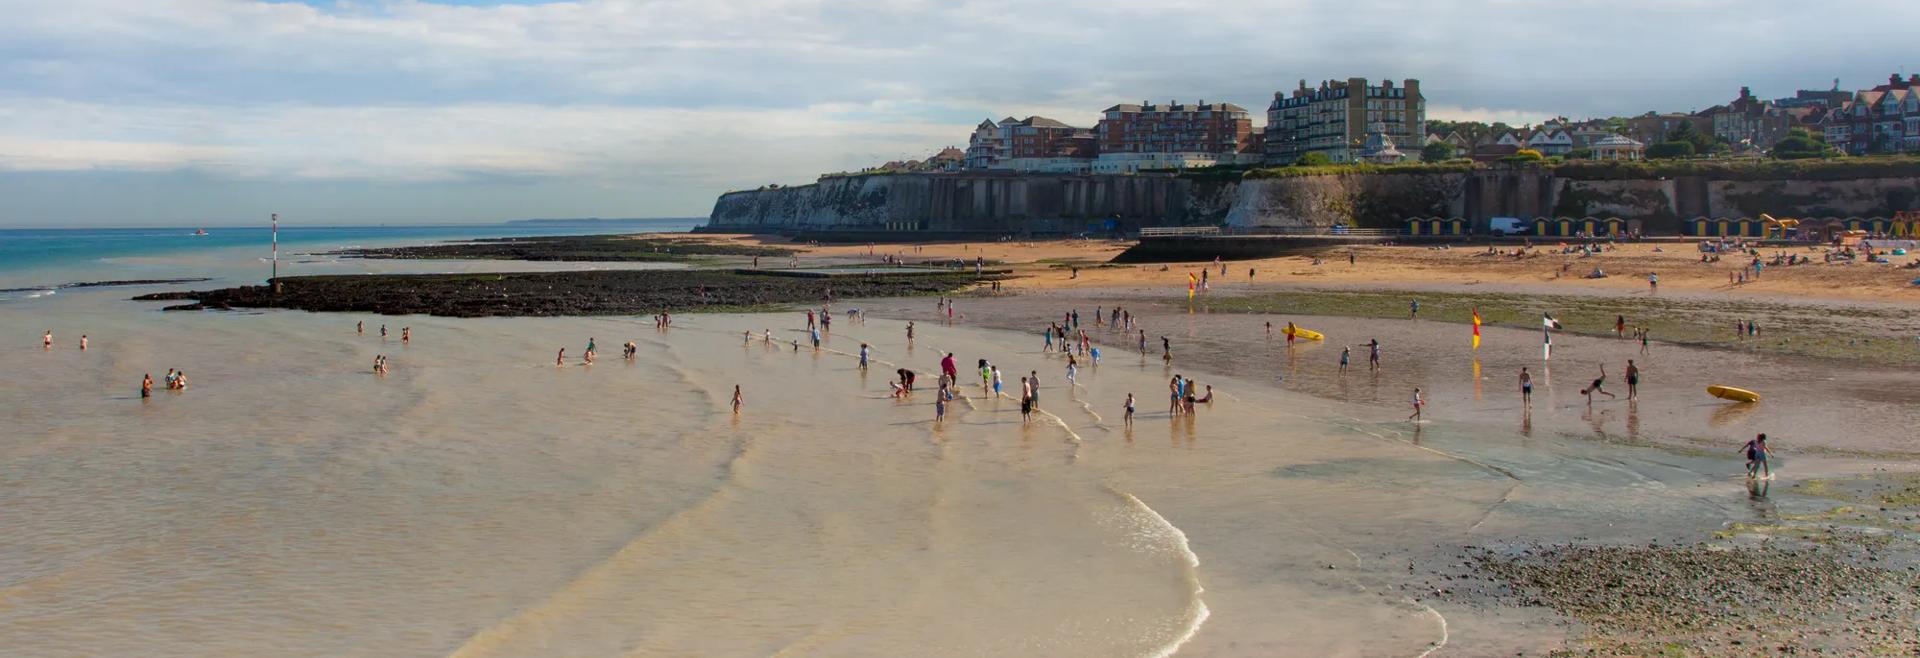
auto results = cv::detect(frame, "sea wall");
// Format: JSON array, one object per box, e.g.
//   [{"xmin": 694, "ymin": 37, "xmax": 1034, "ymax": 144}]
[
  {"xmin": 707, "ymin": 170, "xmax": 1920, "ymax": 235},
  {"xmin": 707, "ymin": 173, "xmax": 1231, "ymax": 235}
]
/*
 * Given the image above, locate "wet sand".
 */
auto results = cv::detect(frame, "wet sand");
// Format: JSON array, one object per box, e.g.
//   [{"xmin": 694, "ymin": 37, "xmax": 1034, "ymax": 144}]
[{"xmin": 7, "ymin": 233, "xmax": 1919, "ymax": 656}]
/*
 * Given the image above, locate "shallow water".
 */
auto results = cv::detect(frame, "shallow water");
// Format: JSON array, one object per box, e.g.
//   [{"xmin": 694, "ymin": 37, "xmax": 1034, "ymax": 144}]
[{"xmin": 0, "ymin": 278, "xmax": 1817, "ymax": 656}]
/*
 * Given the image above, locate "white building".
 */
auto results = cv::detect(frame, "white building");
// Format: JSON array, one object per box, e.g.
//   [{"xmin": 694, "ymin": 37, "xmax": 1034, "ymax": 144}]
[
  {"xmin": 1091, "ymin": 152, "xmax": 1228, "ymax": 175},
  {"xmin": 1526, "ymin": 129, "xmax": 1574, "ymax": 155}
]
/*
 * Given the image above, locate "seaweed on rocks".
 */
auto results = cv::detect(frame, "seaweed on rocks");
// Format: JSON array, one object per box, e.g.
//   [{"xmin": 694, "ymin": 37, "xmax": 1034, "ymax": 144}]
[{"xmin": 133, "ymin": 270, "xmax": 983, "ymax": 317}]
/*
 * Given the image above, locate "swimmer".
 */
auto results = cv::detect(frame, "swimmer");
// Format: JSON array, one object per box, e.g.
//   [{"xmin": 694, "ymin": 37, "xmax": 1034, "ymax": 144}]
[
  {"xmin": 141, "ymin": 374, "xmax": 153, "ymax": 398},
  {"xmin": 357, "ymin": 321, "xmax": 363, "ymax": 335},
  {"xmin": 402, "ymin": 327, "xmax": 410, "ymax": 343},
  {"xmin": 79, "ymin": 335, "xmax": 87, "ymax": 351},
  {"xmin": 43, "ymin": 330, "xmax": 52, "ymax": 349},
  {"xmin": 380, "ymin": 324, "xmax": 387, "ymax": 338}
]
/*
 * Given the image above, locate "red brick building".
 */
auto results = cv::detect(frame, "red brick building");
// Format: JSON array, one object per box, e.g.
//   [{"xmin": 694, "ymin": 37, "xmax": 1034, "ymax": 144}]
[{"xmin": 1095, "ymin": 100, "xmax": 1253, "ymax": 155}]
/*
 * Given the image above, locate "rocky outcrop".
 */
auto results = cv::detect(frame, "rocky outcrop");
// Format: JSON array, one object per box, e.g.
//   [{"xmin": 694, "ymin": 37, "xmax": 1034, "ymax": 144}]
[{"xmin": 708, "ymin": 170, "xmax": 1920, "ymax": 234}]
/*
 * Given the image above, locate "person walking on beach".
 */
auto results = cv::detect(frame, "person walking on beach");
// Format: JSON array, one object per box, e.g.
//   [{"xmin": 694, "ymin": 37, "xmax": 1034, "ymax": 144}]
[
  {"xmin": 556, "ymin": 348, "xmax": 566, "ymax": 366},
  {"xmin": 806, "ymin": 309, "xmax": 815, "ymax": 331},
  {"xmin": 1043, "ymin": 326, "xmax": 1054, "ymax": 352},
  {"xmin": 1407, "ymin": 388, "xmax": 1425, "ymax": 421},
  {"xmin": 1625, "ymin": 360, "xmax": 1640, "ymax": 400},
  {"xmin": 1639, "ymin": 328, "xmax": 1650, "ymax": 355},
  {"xmin": 1648, "ymin": 272, "xmax": 1659, "ymax": 293},
  {"xmin": 1161, "ymin": 336, "xmax": 1171, "ymax": 362},
  {"xmin": 1368, "ymin": 339, "xmax": 1381, "ymax": 371},
  {"xmin": 810, "ymin": 327, "xmax": 820, "ymax": 350},
  {"xmin": 1741, "ymin": 433, "xmax": 1772, "ymax": 479},
  {"xmin": 1019, "ymin": 377, "xmax": 1033, "ymax": 423},
  {"xmin": 1520, "ymin": 367, "xmax": 1533, "ymax": 407},
  {"xmin": 1138, "ymin": 330, "xmax": 1147, "ymax": 354},
  {"xmin": 1340, "ymin": 345, "xmax": 1351, "ymax": 373},
  {"xmin": 141, "ymin": 374, "xmax": 153, "ymax": 399},
  {"xmin": 859, "ymin": 343, "xmax": 870, "ymax": 370},
  {"xmin": 1285, "ymin": 321, "xmax": 1297, "ymax": 347},
  {"xmin": 1123, "ymin": 393, "xmax": 1136, "ymax": 427},
  {"xmin": 1028, "ymin": 370, "xmax": 1041, "ymax": 408},
  {"xmin": 1408, "ymin": 299, "xmax": 1420, "ymax": 320},
  {"xmin": 979, "ymin": 359, "xmax": 991, "ymax": 394},
  {"xmin": 906, "ymin": 321, "xmax": 915, "ymax": 342},
  {"xmin": 1065, "ymin": 354, "xmax": 1078, "ymax": 385},
  {"xmin": 1348, "ymin": 251, "xmax": 1356, "ymax": 266},
  {"xmin": 1580, "ymin": 364, "xmax": 1617, "ymax": 406},
  {"xmin": 1615, "ymin": 315, "xmax": 1626, "ymax": 338},
  {"xmin": 992, "ymin": 365, "xmax": 1003, "ymax": 398},
  {"xmin": 935, "ymin": 381, "xmax": 950, "ymax": 421},
  {"xmin": 940, "ymin": 352, "xmax": 958, "ymax": 383}
]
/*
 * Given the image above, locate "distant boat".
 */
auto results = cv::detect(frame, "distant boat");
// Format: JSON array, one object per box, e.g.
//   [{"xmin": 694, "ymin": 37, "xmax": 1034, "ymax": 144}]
[{"xmin": 192, "ymin": 229, "xmax": 209, "ymax": 236}]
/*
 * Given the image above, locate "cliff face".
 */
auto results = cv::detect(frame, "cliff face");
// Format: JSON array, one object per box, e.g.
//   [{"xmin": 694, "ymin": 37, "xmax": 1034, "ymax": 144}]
[{"xmin": 707, "ymin": 171, "xmax": 1920, "ymax": 233}]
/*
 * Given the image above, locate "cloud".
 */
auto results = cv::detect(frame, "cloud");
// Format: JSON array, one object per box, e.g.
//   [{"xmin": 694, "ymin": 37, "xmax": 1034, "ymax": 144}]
[{"xmin": 0, "ymin": 0, "xmax": 1915, "ymax": 222}]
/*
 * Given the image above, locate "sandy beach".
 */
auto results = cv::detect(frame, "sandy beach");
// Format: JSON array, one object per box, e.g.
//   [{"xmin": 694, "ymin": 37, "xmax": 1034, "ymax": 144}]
[{"xmin": 4, "ymin": 230, "xmax": 1918, "ymax": 657}]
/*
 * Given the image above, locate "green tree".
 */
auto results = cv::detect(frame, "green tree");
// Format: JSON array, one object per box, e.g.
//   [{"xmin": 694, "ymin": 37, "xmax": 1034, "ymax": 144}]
[
  {"xmin": 1603, "ymin": 117, "xmax": 1630, "ymax": 135},
  {"xmin": 1646, "ymin": 141, "xmax": 1695, "ymax": 159},
  {"xmin": 1566, "ymin": 148, "xmax": 1594, "ymax": 160},
  {"xmin": 1420, "ymin": 141, "xmax": 1454, "ymax": 163},
  {"xmin": 1771, "ymin": 128, "xmax": 1832, "ymax": 160},
  {"xmin": 1294, "ymin": 151, "xmax": 1332, "ymax": 166},
  {"xmin": 1665, "ymin": 122, "xmax": 1725, "ymax": 157}
]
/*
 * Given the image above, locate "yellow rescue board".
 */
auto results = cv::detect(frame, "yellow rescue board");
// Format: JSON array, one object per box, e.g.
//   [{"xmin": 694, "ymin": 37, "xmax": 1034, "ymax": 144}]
[{"xmin": 1707, "ymin": 385, "xmax": 1760, "ymax": 403}]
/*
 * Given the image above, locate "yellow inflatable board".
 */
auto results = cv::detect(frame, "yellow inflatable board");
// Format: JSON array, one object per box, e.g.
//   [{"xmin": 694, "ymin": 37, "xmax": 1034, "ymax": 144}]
[
  {"xmin": 1284, "ymin": 326, "xmax": 1325, "ymax": 341},
  {"xmin": 1707, "ymin": 385, "xmax": 1760, "ymax": 403}
]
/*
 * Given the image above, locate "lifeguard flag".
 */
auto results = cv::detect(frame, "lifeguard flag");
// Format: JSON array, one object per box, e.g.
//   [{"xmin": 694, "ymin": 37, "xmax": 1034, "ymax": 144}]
[
  {"xmin": 1471, "ymin": 307, "xmax": 1482, "ymax": 350},
  {"xmin": 1188, "ymin": 272, "xmax": 1197, "ymax": 299}
]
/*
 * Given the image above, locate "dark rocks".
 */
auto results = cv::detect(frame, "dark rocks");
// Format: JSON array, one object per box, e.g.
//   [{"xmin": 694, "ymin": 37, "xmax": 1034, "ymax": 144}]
[{"xmin": 133, "ymin": 270, "xmax": 983, "ymax": 318}]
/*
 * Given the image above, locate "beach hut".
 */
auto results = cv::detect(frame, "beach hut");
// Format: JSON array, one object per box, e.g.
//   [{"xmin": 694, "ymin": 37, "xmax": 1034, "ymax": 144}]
[
  {"xmin": 1687, "ymin": 216, "xmax": 1712, "ymax": 236},
  {"xmin": 1843, "ymin": 216, "xmax": 1866, "ymax": 231},
  {"xmin": 1598, "ymin": 217, "xmax": 1627, "ymax": 237}
]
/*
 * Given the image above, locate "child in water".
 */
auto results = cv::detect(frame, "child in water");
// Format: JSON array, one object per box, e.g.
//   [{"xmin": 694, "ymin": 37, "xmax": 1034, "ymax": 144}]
[
  {"xmin": 732, "ymin": 386, "xmax": 743, "ymax": 414},
  {"xmin": 1124, "ymin": 393, "xmax": 1135, "ymax": 427}
]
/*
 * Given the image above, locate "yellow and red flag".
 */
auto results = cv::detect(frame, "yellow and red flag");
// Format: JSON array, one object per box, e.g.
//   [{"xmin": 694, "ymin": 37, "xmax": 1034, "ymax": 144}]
[
  {"xmin": 1471, "ymin": 307, "xmax": 1482, "ymax": 349},
  {"xmin": 1187, "ymin": 272, "xmax": 1197, "ymax": 299}
]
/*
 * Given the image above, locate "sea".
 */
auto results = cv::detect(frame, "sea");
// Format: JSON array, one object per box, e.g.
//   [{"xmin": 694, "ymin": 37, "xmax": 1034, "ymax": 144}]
[{"xmin": 0, "ymin": 219, "xmax": 1803, "ymax": 656}]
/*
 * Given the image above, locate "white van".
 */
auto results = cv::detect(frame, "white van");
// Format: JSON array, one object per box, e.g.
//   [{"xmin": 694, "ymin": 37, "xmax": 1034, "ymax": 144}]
[{"xmin": 1488, "ymin": 217, "xmax": 1527, "ymax": 236}]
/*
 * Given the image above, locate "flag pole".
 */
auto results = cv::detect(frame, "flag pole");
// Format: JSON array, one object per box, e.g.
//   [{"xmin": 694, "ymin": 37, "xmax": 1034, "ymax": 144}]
[{"xmin": 271, "ymin": 213, "xmax": 280, "ymax": 294}]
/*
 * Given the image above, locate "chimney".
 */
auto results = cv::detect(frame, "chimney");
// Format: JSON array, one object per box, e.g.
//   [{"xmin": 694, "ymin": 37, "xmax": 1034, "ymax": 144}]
[{"xmin": 1739, "ymin": 86, "xmax": 1752, "ymax": 100}]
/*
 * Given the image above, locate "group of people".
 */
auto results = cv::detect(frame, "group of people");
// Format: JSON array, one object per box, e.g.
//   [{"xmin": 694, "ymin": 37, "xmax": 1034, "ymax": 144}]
[{"xmin": 42, "ymin": 330, "xmax": 88, "ymax": 351}]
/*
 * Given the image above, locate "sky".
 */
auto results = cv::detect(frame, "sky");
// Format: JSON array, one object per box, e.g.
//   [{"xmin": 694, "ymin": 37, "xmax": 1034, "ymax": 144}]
[{"xmin": 1, "ymin": 0, "xmax": 1915, "ymax": 227}]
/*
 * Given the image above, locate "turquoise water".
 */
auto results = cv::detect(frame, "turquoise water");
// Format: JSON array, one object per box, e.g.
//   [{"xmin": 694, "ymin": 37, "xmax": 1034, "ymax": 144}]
[{"xmin": 0, "ymin": 220, "xmax": 699, "ymax": 281}]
